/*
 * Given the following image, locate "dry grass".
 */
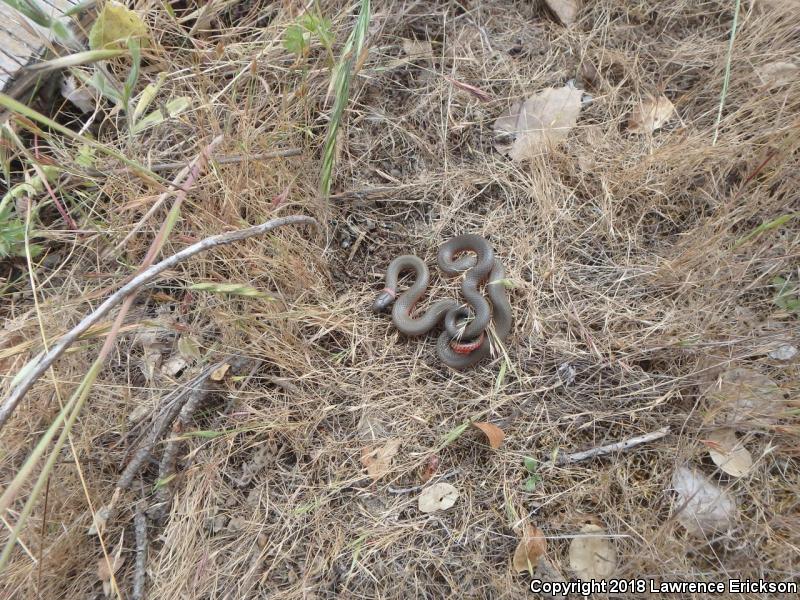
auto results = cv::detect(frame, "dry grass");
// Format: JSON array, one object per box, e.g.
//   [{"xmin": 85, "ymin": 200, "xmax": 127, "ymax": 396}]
[{"xmin": 1, "ymin": 0, "xmax": 799, "ymax": 597}]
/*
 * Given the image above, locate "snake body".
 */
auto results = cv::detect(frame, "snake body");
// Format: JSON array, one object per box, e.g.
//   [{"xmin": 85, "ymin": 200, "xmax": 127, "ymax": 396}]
[
  {"xmin": 373, "ymin": 235, "xmax": 511, "ymax": 369},
  {"xmin": 372, "ymin": 255, "xmax": 458, "ymax": 336}
]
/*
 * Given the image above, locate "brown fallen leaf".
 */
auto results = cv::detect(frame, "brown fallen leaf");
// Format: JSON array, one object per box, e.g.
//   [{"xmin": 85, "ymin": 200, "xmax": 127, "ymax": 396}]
[
  {"xmin": 493, "ymin": 85, "xmax": 583, "ymax": 161},
  {"xmin": 703, "ymin": 428, "xmax": 753, "ymax": 477},
  {"xmin": 544, "ymin": 0, "xmax": 580, "ymax": 26},
  {"xmin": 568, "ymin": 523, "xmax": 617, "ymax": 580},
  {"xmin": 512, "ymin": 523, "xmax": 548, "ymax": 573},
  {"xmin": 420, "ymin": 454, "xmax": 440, "ymax": 483},
  {"xmin": 97, "ymin": 533, "xmax": 125, "ymax": 597},
  {"xmin": 418, "ymin": 482, "xmax": 459, "ymax": 513},
  {"xmin": 360, "ymin": 438, "xmax": 401, "ymax": 481},
  {"xmin": 472, "ymin": 422, "xmax": 505, "ymax": 449},
  {"xmin": 627, "ymin": 95, "xmax": 675, "ymax": 133}
]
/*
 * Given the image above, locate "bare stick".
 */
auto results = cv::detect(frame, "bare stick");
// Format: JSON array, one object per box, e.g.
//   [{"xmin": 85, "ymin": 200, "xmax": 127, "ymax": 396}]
[
  {"xmin": 132, "ymin": 501, "xmax": 148, "ymax": 600},
  {"xmin": 547, "ymin": 427, "xmax": 670, "ymax": 467},
  {"xmin": 0, "ymin": 215, "xmax": 317, "ymax": 431}
]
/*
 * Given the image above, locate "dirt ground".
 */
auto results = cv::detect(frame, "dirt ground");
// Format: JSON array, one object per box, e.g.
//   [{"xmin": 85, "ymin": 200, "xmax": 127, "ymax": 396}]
[{"xmin": 1, "ymin": 0, "xmax": 799, "ymax": 598}]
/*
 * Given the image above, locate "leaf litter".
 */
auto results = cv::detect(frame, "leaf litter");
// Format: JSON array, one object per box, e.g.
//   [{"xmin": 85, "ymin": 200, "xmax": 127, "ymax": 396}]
[
  {"xmin": 493, "ymin": 84, "xmax": 583, "ymax": 161},
  {"xmin": 544, "ymin": 0, "xmax": 580, "ymax": 26},
  {"xmin": 512, "ymin": 523, "xmax": 547, "ymax": 573},
  {"xmin": 708, "ymin": 367, "xmax": 785, "ymax": 428},
  {"xmin": 3, "ymin": 0, "xmax": 799, "ymax": 595},
  {"xmin": 360, "ymin": 438, "xmax": 401, "ymax": 481},
  {"xmin": 627, "ymin": 95, "xmax": 675, "ymax": 133},
  {"xmin": 97, "ymin": 533, "xmax": 125, "ymax": 597},
  {"xmin": 418, "ymin": 482, "xmax": 459, "ymax": 513},
  {"xmin": 671, "ymin": 467, "xmax": 737, "ymax": 534},
  {"xmin": 704, "ymin": 428, "xmax": 753, "ymax": 477},
  {"xmin": 472, "ymin": 421, "xmax": 505, "ymax": 448},
  {"xmin": 568, "ymin": 523, "xmax": 617, "ymax": 580}
]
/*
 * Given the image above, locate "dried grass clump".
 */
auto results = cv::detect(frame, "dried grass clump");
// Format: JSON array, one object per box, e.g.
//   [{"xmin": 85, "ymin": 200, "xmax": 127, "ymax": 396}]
[{"xmin": 1, "ymin": 0, "xmax": 798, "ymax": 598}]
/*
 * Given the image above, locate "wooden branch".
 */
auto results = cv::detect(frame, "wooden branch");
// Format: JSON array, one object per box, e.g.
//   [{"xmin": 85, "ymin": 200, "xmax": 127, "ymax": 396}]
[
  {"xmin": 547, "ymin": 427, "xmax": 670, "ymax": 467},
  {"xmin": 132, "ymin": 501, "xmax": 148, "ymax": 600},
  {"xmin": 0, "ymin": 215, "xmax": 317, "ymax": 431}
]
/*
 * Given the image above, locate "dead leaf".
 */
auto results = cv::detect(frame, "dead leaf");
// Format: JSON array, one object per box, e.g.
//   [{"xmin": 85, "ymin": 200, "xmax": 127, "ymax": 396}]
[
  {"xmin": 493, "ymin": 85, "xmax": 583, "ymax": 161},
  {"xmin": 757, "ymin": 61, "xmax": 798, "ymax": 88},
  {"xmin": 709, "ymin": 367, "xmax": 785, "ymax": 429},
  {"xmin": 472, "ymin": 422, "xmax": 505, "ymax": 449},
  {"xmin": 671, "ymin": 466, "xmax": 737, "ymax": 534},
  {"xmin": 512, "ymin": 523, "xmax": 548, "ymax": 573},
  {"xmin": 418, "ymin": 482, "xmax": 459, "ymax": 513},
  {"xmin": 137, "ymin": 328, "xmax": 167, "ymax": 381},
  {"xmin": 88, "ymin": 504, "xmax": 114, "ymax": 536},
  {"xmin": 544, "ymin": 0, "xmax": 580, "ymax": 26},
  {"xmin": 704, "ymin": 428, "xmax": 753, "ymax": 477},
  {"xmin": 769, "ymin": 344, "xmax": 797, "ymax": 361},
  {"xmin": 360, "ymin": 438, "xmax": 401, "ymax": 481},
  {"xmin": 569, "ymin": 523, "xmax": 617, "ymax": 579},
  {"xmin": 177, "ymin": 334, "xmax": 202, "ymax": 362},
  {"xmin": 627, "ymin": 95, "xmax": 675, "ymax": 133},
  {"xmin": 60, "ymin": 74, "xmax": 95, "ymax": 113},
  {"xmin": 420, "ymin": 455, "xmax": 440, "ymax": 483},
  {"xmin": 97, "ymin": 533, "xmax": 125, "ymax": 597},
  {"xmin": 209, "ymin": 362, "xmax": 231, "ymax": 381},
  {"xmin": 357, "ymin": 412, "xmax": 387, "ymax": 440}
]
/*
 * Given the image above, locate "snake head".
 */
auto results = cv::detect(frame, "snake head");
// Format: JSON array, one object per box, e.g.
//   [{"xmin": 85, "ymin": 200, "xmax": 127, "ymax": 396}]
[{"xmin": 372, "ymin": 288, "xmax": 396, "ymax": 313}]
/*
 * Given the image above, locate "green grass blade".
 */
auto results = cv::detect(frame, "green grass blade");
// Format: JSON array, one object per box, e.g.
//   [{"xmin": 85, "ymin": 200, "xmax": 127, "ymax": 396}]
[
  {"xmin": 25, "ymin": 49, "xmax": 126, "ymax": 73},
  {"xmin": 0, "ymin": 93, "xmax": 165, "ymax": 185},
  {"xmin": 320, "ymin": 0, "xmax": 370, "ymax": 198},
  {"xmin": 733, "ymin": 212, "xmax": 798, "ymax": 249},
  {"xmin": 711, "ymin": 0, "xmax": 741, "ymax": 146}
]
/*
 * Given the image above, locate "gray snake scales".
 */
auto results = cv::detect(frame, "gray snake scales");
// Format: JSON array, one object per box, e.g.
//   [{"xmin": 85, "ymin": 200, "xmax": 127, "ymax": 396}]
[{"xmin": 372, "ymin": 234, "xmax": 511, "ymax": 369}]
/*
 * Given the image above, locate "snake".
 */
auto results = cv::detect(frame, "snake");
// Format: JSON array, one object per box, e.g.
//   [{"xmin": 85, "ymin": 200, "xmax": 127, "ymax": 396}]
[{"xmin": 372, "ymin": 235, "xmax": 511, "ymax": 369}]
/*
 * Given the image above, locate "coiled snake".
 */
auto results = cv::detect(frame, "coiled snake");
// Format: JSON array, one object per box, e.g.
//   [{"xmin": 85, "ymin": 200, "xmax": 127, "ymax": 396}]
[{"xmin": 372, "ymin": 234, "xmax": 511, "ymax": 369}]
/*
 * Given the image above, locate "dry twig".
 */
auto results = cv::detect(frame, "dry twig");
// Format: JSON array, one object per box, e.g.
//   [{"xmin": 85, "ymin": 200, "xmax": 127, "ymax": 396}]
[
  {"xmin": 0, "ymin": 215, "xmax": 317, "ymax": 431},
  {"xmin": 546, "ymin": 427, "xmax": 671, "ymax": 467},
  {"xmin": 133, "ymin": 501, "xmax": 148, "ymax": 600}
]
